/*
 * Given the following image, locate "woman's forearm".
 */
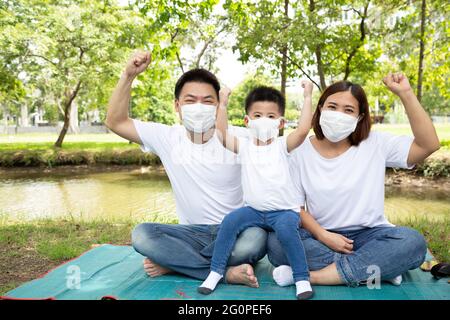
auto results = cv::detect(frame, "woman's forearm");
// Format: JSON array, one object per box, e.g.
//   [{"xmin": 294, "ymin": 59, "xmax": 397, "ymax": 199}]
[
  {"xmin": 399, "ymin": 90, "xmax": 440, "ymax": 152},
  {"xmin": 299, "ymin": 208, "xmax": 327, "ymax": 241}
]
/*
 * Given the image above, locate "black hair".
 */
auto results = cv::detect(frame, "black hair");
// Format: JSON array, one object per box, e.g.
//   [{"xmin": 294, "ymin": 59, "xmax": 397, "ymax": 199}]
[
  {"xmin": 174, "ymin": 68, "xmax": 220, "ymax": 100},
  {"xmin": 245, "ymin": 86, "xmax": 286, "ymax": 115}
]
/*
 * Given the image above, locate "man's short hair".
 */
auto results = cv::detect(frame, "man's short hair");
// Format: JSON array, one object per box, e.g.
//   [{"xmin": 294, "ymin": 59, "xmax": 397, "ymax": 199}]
[{"xmin": 174, "ymin": 68, "xmax": 220, "ymax": 100}]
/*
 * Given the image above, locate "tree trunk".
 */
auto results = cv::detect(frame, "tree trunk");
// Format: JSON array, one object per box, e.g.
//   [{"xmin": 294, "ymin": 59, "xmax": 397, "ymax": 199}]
[
  {"xmin": 54, "ymin": 81, "xmax": 82, "ymax": 148},
  {"xmin": 417, "ymin": 0, "xmax": 426, "ymax": 102},
  {"xmin": 20, "ymin": 104, "xmax": 29, "ymax": 127},
  {"xmin": 315, "ymin": 46, "xmax": 326, "ymax": 90},
  {"xmin": 280, "ymin": 0, "xmax": 289, "ymax": 97},
  {"xmin": 309, "ymin": 0, "xmax": 326, "ymax": 91},
  {"xmin": 69, "ymin": 102, "xmax": 79, "ymax": 134}
]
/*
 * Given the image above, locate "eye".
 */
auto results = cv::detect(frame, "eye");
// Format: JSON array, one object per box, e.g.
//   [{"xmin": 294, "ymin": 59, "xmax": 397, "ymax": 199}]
[
  {"xmin": 327, "ymin": 105, "xmax": 336, "ymax": 110},
  {"xmin": 345, "ymin": 109, "xmax": 354, "ymax": 113},
  {"xmin": 254, "ymin": 114, "xmax": 261, "ymax": 118},
  {"xmin": 268, "ymin": 115, "xmax": 275, "ymax": 119}
]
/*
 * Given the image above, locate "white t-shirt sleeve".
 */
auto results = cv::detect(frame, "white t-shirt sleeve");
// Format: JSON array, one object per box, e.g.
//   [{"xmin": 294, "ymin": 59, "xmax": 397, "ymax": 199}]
[
  {"xmin": 376, "ymin": 131, "xmax": 415, "ymax": 169},
  {"xmin": 132, "ymin": 119, "xmax": 170, "ymax": 155},
  {"xmin": 289, "ymin": 153, "xmax": 306, "ymax": 207}
]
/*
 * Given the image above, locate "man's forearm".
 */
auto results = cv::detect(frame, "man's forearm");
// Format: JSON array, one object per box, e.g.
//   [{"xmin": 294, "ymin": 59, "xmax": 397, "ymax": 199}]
[{"xmin": 106, "ymin": 73, "xmax": 135, "ymax": 127}]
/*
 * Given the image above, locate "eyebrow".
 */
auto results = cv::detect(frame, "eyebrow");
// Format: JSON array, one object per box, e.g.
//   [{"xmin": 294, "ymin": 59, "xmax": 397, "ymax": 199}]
[
  {"xmin": 183, "ymin": 94, "xmax": 215, "ymax": 100},
  {"xmin": 328, "ymin": 101, "xmax": 356, "ymax": 109}
]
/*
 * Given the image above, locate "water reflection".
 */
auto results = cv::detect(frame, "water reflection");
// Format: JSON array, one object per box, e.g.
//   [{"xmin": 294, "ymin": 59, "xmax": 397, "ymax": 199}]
[{"xmin": 0, "ymin": 169, "xmax": 448, "ymax": 222}]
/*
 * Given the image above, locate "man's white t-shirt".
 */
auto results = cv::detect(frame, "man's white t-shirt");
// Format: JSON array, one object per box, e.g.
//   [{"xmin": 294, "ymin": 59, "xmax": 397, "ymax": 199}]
[
  {"xmin": 290, "ymin": 131, "xmax": 414, "ymax": 231},
  {"xmin": 133, "ymin": 119, "xmax": 249, "ymax": 225},
  {"xmin": 238, "ymin": 136, "xmax": 304, "ymax": 212}
]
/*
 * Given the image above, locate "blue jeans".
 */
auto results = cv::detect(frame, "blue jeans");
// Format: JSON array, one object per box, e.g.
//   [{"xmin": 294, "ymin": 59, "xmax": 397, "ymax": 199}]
[
  {"xmin": 267, "ymin": 226, "xmax": 427, "ymax": 287},
  {"xmin": 211, "ymin": 206, "xmax": 309, "ymax": 282},
  {"xmin": 131, "ymin": 223, "xmax": 267, "ymax": 281}
]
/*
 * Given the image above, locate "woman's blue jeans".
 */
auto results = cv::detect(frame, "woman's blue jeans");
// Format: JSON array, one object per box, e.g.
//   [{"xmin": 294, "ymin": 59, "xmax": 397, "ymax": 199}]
[{"xmin": 267, "ymin": 226, "xmax": 427, "ymax": 287}]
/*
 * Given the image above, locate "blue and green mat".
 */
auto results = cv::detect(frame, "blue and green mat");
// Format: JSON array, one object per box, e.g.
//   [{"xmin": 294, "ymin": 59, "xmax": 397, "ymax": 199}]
[{"xmin": 1, "ymin": 244, "xmax": 448, "ymax": 300}]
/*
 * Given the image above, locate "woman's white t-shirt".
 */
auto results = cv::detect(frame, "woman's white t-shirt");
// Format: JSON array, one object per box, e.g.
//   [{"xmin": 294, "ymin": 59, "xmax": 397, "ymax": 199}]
[
  {"xmin": 290, "ymin": 131, "xmax": 414, "ymax": 231},
  {"xmin": 238, "ymin": 136, "xmax": 304, "ymax": 212}
]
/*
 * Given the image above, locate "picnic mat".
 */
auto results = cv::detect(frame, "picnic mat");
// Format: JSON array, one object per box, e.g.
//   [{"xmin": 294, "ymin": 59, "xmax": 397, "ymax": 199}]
[{"xmin": 2, "ymin": 244, "xmax": 448, "ymax": 300}]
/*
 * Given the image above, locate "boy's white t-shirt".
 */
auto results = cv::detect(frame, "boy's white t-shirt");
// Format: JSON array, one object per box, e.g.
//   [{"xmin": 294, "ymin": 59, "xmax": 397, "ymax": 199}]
[
  {"xmin": 238, "ymin": 136, "xmax": 304, "ymax": 212},
  {"xmin": 133, "ymin": 119, "xmax": 249, "ymax": 225},
  {"xmin": 289, "ymin": 131, "xmax": 414, "ymax": 231}
]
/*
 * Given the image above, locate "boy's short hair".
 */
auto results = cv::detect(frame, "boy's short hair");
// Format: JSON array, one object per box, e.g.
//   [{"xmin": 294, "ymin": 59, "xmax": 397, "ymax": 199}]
[
  {"xmin": 174, "ymin": 68, "xmax": 220, "ymax": 100},
  {"xmin": 245, "ymin": 86, "xmax": 286, "ymax": 115}
]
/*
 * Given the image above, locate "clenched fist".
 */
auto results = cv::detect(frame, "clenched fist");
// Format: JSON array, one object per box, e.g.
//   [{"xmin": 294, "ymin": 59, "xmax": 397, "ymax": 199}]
[
  {"xmin": 219, "ymin": 86, "xmax": 232, "ymax": 108},
  {"xmin": 124, "ymin": 51, "xmax": 151, "ymax": 79},
  {"xmin": 382, "ymin": 72, "xmax": 413, "ymax": 96}
]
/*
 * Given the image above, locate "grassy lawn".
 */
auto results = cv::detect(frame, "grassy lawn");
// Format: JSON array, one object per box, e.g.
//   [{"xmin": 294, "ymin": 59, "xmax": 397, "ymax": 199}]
[{"xmin": 0, "ymin": 216, "xmax": 447, "ymax": 296}]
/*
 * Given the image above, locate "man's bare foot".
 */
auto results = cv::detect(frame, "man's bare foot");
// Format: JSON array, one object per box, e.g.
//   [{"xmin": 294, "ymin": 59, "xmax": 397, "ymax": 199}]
[
  {"xmin": 225, "ymin": 264, "xmax": 259, "ymax": 288},
  {"xmin": 143, "ymin": 258, "xmax": 173, "ymax": 277}
]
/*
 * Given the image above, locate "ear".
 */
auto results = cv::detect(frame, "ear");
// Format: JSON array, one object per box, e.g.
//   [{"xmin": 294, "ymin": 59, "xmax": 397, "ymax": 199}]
[
  {"xmin": 278, "ymin": 117, "xmax": 285, "ymax": 129},
  {"xmin": 243, "ymin": 115, "xmax": 249, "ymax": 127},
  {"xmin": 357, "ymin": 113, "xmax": 364, "ymax": 122},
  {"xmin": 174, "ymin": 100, "xmax": 180, "ymax": 113}
]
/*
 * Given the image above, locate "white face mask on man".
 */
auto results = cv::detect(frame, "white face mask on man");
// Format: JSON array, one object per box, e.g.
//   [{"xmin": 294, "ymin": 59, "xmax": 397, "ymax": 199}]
[
  {"xmin": 180, "ymin": 103, "xmax": 217, "ymax": 133},
  {"xmin": 319, "ymin": 110, "xmax": 360, "ymax": 143},
  {"xmin": 246, "ymin": 116, "xmax": 281, "ymax": 142}
]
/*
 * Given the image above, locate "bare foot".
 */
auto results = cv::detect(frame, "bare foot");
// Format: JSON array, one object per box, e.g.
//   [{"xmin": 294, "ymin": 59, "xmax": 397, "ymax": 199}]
[
  {"xmin": 225, "ymin": 264, "xmax": 259, "ymax": 288},
  {"xmin": 143, "ymin": 258, "xmax": 173, "ymax": 277}
]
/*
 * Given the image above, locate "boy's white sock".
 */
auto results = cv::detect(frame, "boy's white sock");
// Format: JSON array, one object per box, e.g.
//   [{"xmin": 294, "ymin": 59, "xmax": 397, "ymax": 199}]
[
  {"xmin": 198, "ymin": 271, "xmax": 223, "ymax": 295},
  {"xmin": 386, "ymin": 275, "xmax": 402, "ymax": 286},
  {"xmin": 296, "ymin": 280, "xmax": 314, "ymax": 300},
  {"xmin": 273, "ymin": 265, "xmax": 294, "ymax": 287}
]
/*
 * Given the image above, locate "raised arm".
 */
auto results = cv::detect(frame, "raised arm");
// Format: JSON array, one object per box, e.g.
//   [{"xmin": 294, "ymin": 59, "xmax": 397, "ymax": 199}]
[
  {"xmin": 382, "ymin": 73, "xmax": 440, "ymax": 166},
  {"xmin": 286, "ymin": 80, "xmax": 314, "ymax": 153},
  {"xmin": 105, "ymin": 51, "xmax": 152, "ymax": 144},
  {"xmin": 216, "ymin": 87, "xmax": 239, "ymax": 154}
]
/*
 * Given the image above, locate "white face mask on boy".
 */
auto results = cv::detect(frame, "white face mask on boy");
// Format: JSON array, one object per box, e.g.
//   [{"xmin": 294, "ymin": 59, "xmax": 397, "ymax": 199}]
[
  {"xmin": 319, "ymin": 110, "xmax": 360, "ymax": 143},
  {"xmin": 181, "ymin": 103, "xmax": 217, "ymax": 133},
  {"xmin": 246, "ymin": 116, "xmax": 281, "ymax": 142}
]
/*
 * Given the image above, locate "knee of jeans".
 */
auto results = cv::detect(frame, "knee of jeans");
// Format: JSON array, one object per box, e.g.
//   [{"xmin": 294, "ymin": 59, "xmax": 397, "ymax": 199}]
[
  {"xmin": 131, "ymin": 223, "xmax": 159, "ymax": 254},
  {"xmin": 230, "ymin": 227, "xmax": 267, "ymax": 263},
  {"xmin": 398, "ymin": 227, "xmax": 427, "ymax": 268},
  {"xmin": 266, "ymin": 232, "xmax": 286, "ymax": 267}
]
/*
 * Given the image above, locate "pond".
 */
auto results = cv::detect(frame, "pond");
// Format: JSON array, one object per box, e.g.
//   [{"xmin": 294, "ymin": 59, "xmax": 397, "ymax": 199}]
[{"xmin": 0, "ymin": 167, "xmax": 448, "ymax": 223}]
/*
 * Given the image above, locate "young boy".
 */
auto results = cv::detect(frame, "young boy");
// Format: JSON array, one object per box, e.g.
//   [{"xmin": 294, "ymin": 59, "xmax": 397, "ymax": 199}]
[{"xmin": 198, "ymin": 81, "xmax": 314, "ymax": 300}]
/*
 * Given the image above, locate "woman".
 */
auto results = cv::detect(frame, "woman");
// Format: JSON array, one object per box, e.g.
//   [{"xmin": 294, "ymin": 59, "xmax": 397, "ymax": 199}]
[{"xmin": 269, "ymin": 72, "xmax": 440, "ymax": 287}]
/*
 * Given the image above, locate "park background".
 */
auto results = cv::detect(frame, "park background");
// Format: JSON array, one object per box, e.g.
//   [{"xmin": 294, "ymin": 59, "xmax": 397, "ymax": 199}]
[{"xmin": 0, "ymin": 0, "xmax": 448, "ymax": 295}]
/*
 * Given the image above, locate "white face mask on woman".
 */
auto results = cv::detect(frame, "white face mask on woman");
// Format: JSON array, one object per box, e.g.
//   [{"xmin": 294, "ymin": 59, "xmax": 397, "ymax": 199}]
[
  {"xmin": 181, "ymin": 103, "xmax": 217, "ymax": 133},
  {"xmin": 246, "ymin": 116, "xmax": 281, "ymax": 142},
  {"xmin": 319, "ymin": 110, "xmax": 360, "ymax": 143}
]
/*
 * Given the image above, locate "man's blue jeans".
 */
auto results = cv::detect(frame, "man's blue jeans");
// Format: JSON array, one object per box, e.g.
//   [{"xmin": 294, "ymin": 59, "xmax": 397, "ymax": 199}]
[
  {"xmin": 211, "ymin": 206, "xmax": 309, "ymax": 282},
  {"xmin": 267, "ymin": 226, "xmax": 427, "ymax": 287},
  {"xmin": 131, "ymin": 223, "xmax": 267, "ymax": 281}
]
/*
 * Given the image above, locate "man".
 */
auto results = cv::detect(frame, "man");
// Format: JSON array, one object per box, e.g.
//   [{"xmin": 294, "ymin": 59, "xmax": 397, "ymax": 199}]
[{"xmin": 105, "ymin": 51, "xmax": 266, "ymax": 287}]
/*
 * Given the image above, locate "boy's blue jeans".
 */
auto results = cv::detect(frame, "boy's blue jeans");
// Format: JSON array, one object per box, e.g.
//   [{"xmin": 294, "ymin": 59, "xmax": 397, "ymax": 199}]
[
  {"xmin": 267, "ymin": 226, "xmax": 427, "ymax": 287},
  {"xmin": 211, "ymin": 206, "xmax": 309, "ymax": 282},
  {"xmin": 131, "ymin": 223, "xmax": 267, "ymax": 281}
]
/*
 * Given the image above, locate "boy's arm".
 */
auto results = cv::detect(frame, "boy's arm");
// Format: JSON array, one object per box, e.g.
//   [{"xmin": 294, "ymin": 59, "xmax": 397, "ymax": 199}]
[
  {"xmin": 286, "ymin": 80, "xmax": 313, "ymax": 153},
  {"xmin": 216, "ymin": 87, "xmax": 239, "ymax": 154}
]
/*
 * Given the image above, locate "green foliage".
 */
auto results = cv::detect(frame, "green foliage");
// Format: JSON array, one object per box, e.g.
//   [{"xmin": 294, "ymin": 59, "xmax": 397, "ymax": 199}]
[{"xmin": 227, "ymin": 73, "xmax": 273, "ymax": 126}]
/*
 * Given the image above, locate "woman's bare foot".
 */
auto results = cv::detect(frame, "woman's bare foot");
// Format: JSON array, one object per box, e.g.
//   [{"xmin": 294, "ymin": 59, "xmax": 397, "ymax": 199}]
[
  {"xmin": 225, "ymin": 264, "xmax": 259, "ymax": 288},
  {"xmin": 143, "ymin": 258, "xmax": 173, "ymax": 277}
]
